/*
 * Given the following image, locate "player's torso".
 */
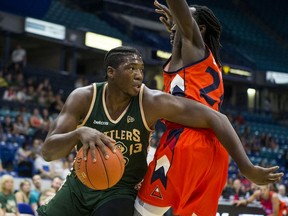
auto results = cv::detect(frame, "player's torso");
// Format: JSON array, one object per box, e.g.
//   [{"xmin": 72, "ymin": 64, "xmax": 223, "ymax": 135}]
[
  {"xmin": 79, "ymin": 83, "xmax": 151, "ymax": 188},
  {"xmin": 163, "ymin": 50, "xmax": 224, "ymax": 111}
]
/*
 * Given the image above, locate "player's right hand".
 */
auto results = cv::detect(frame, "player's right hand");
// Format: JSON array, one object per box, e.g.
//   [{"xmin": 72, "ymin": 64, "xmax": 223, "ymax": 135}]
[
  {"xmin": 77, "ymin": 126, "xmax": 116, "ymax": 162},
  {"xmin": 241, "ymin": 165, "xmax": 284, "ymax": 185}
]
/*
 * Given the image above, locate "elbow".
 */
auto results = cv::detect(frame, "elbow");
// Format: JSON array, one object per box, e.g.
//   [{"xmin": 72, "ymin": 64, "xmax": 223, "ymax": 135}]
[{"xmin": 41, "ymin": 145, "xmax": 54, "ymax": 162}]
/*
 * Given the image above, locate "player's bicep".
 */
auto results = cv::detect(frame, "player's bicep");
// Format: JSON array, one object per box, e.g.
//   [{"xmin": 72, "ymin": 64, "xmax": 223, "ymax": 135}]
[{"xmin": 48, "ymin": 88, "xmax": 90, "ymax": 136}]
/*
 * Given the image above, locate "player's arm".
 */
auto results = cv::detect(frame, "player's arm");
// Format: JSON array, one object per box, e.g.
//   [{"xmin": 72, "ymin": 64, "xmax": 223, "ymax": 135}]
[
  {"xmin": 42, "ymin": 86, "xmax": 115, "ymax": 162},
  {"xmin": 271, "ymin": 193, "xmax": 280, "ymax": 216},
  {"xmin": 143, "ymin": 87, "xmax": 283, "ymax": 185},
  {"xmin": 234, "ymin": 190, "xmax": 259, "ymax": 207},
  {"xmin": 166, "ymin": 0, "xmax": 204, "ymax": 48}
]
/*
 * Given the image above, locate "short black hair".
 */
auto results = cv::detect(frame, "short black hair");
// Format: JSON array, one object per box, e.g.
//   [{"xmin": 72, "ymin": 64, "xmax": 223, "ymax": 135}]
[
  {"xmin": 190, "ymin": 5, "xmax": 222, "ymax": 66},
  {"xmin": 103, "ymin": 46, "xmax": 142, "ymax": 78}
]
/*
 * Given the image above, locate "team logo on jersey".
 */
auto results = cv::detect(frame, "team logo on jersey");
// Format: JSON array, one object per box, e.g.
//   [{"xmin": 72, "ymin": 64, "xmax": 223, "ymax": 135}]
[
  {"xmin": 127, "ymin": 115, "xmax": 135, "ymax": 123},
  {"xmin": 151, "ymin": 185, "xmax": 163, "ymax": 200},
  {"xmin": 170, "ymin": 74, "xmax": 185, "ymax": 97},
  {"xmin": 116, "ymin": 141, "xmax": 129, "ymax": 166}
]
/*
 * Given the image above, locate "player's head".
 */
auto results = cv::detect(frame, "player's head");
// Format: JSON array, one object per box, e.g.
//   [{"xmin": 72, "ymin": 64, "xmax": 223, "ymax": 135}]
[
  {"xmin": 189, "ymin": 5, "xmax": 222, "ymax": 66},
  {"xmin": 104, "ymin": 46, "xmax": 144, "ymax": 96},
  {"xmin": 104, "ymin": 46, "xmax": 143, "ymax": 78}
]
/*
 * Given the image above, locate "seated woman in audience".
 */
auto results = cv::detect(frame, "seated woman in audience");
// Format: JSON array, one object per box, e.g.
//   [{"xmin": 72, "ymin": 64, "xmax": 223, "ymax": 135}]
[
  {"xmin": 234, "ymin": 184, "xmax": 288, "ymax": 216},
  {"xmin": 0, "ymin": 174, "xmax": 19, "ymax": 216},
  {"xmin": 15, "ymin": 179, "xmax": 32, "ymax": 204}
]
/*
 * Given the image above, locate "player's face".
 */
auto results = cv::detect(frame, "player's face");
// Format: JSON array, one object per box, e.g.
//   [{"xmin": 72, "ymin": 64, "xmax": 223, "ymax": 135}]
[{"xmin": 115, "ymin": 54, "xmax": 144, "ymax": 96}]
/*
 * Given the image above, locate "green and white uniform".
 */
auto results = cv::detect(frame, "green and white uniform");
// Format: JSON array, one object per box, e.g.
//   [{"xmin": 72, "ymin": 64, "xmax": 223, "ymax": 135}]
[{"xmin": 38, "ymin": 83, "xmax": 152, "ymax": 216}]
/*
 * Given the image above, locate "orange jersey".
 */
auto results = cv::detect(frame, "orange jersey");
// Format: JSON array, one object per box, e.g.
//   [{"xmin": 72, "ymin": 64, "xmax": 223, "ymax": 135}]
[
  {"xmin": 163, "ymin": 49, "xmax": 224, "ymax": 111},
  {"xmin": 138, "ymin": 50, "xmax": 229, "ymax": 216}
]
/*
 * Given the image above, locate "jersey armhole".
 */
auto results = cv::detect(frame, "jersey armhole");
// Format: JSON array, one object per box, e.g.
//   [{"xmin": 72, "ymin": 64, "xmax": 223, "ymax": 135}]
[
  {"xmin": 77, "ymin": 83, "xmax": 97, "ymax": 127},
  {"xmin": 139, "ymin": 84, "xmax": 153, "ymax": 132}
]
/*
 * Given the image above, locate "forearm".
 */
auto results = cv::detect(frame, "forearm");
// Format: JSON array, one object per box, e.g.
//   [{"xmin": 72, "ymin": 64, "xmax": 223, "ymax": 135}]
[
  {"xmin": 209, "ymin": 112, "xmax": 254, "ymax": 173},
  {"xmin": 42, "ymin": 129, "xmax": 79, "ymax": 161}
]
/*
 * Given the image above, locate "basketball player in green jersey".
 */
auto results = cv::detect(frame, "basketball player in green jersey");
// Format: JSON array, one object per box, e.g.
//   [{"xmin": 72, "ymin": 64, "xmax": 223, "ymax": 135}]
[{"xmin": 37, "ymin": 46, "xmax": 283, "ymax": 216}]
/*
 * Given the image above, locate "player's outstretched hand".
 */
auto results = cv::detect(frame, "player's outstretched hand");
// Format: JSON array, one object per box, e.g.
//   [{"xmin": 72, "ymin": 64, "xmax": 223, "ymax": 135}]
[
  {"xmin": 154, "ymin": 0, "xmax": 173, "ymax": 32},
  {"xmin": 242, "ymin": 165, "xmax": 284, "ymax": 185}
]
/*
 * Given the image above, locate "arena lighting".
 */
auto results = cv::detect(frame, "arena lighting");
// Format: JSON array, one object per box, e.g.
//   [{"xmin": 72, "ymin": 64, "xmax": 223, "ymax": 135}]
[
  {"xmin": 266, "ymin": 70, "xmax": 288, "ymax": 84},
  {"xmin": 85, "ymin": 32, "xmax": 122, "ymax": 51},
  {"xmin": 25, "ymin": 17, "xmax": 66, "ymax": 40},
  {"xmin": 222, "ymin": 65, "xmax": 251, "ymax": 77},
  {"xmin": 247, "ymin": 88, "xmax": 256, "ymax": 95},
  {"xmin": 156, "ymin": 50, "xmax": 171, "ymax": 59}
]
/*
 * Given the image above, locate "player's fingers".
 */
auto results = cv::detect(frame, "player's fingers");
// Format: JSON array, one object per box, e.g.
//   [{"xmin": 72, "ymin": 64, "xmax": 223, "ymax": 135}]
[
  {"xmin": 89, "ymin": 141, "xmax": 97, "ymax": 163},
  {"xmin": 101, "ymin": 136, "xmax": 116, "ymax": 153},
  {"xmin": 155, "ymin": 9, "xmax": 165, "ymax": 15},
  {"xmin": 154, "ymin": 0, "xmax": 170, "ymax": 14},
  {"xmin": 82, "ymin": 144, "xmax": 89, "ymax": 161},
  {"xmin": 96, "ymin": 140, "xmax": 109, "ymax": 160},
  {"xmin": 268, "ymin": 173, "xmax": 284, "ymax": 181}
]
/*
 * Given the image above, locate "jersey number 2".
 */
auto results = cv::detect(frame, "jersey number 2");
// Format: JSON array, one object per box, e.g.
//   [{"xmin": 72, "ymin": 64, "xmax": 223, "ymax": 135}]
[{"xmin": 199, "ymin": 67, "xmax": 223, "ymax": 108}]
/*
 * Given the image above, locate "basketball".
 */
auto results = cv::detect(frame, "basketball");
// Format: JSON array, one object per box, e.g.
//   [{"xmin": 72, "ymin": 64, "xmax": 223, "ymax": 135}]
[{"xmin": 75, "ymin": 146, "xmax": 125, "ymax": 190}]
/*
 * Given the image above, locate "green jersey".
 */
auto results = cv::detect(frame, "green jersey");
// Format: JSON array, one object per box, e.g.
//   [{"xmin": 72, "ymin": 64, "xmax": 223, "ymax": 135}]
[
  {"xmin": 77, "ymin": 82, "xmax": 152, "ymax": 188},
  {"xmin": 38, "ymin": 82, "xmax": 153, "ymax": 216}
]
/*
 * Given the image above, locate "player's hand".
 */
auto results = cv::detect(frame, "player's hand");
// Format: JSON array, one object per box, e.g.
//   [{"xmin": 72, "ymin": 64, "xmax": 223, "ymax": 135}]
[
  {"xmin": 154, "ymin": 0, "xmax": 173, "ymax": 33},
  {"xmin": 77, "ymin": 126, "xmax": 116, "ymax": 162},
  {"xmin": 232, "ymin": 200, "xmax": 247, "ymax": 207},
  {"xmin": 241, "ymin": 165, "xmax": 283, "ymax": 185}
]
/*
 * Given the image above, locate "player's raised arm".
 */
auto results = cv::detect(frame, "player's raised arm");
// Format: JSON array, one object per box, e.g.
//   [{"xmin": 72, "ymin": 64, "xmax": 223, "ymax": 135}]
[{"xmin": 143, "ymin": 87, "xmax": 283, "ymax": 185}]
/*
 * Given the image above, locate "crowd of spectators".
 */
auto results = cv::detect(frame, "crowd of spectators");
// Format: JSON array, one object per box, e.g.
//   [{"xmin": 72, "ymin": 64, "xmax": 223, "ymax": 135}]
[{"xmin": 0, "ymin": 43, "xmax": 288, "ymax": 214}]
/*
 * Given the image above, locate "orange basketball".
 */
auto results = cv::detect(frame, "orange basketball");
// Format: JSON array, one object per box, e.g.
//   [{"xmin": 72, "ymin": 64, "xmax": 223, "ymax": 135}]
[{"xmin": 75, "ymin": 146, "xmax": 125, "ymax": 190}]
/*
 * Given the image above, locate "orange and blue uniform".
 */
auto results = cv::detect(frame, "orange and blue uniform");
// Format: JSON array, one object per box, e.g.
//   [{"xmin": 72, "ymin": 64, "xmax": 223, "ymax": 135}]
[{"xmin": 138, "ymin": 49, "xmax": 229, "ymax": 216}]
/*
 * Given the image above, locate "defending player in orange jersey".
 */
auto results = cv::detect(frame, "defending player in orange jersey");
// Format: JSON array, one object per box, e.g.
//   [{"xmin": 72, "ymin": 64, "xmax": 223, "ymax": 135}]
[{"xmin": 134, "ymin": 1, "xmax": 280, "ymax": 216}]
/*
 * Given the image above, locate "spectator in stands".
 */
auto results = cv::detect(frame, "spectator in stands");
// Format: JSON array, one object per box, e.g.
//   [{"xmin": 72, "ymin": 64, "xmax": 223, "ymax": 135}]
[
  {"xmin": 29, "ymin": 108, "xmax": 43, "ymax": 129},
  {"xmin": 48, "ymin": 92, "xmax": 64, "ymax": 114},
  {"xmin": 62, "ymin": 152, "xmax": 75, "ymax": 179},
  {"xmin": 15, "ymin": 141, "xmax": 34, "ymax": 177},
  {"xmin": 50, "ymin": 176, "xmax": 63, "ymax": 193},
  {"xmin": 34, "ymin": 140, "xmax": 52, "ymax": 179},
  {"xmin": 278, "ymin": 184, "xmax": 288, "ymax": 206},
  {"xmin": 39, "ymin": 188, "xmax": 55, "ymax": 207},
  {"xmin": 0, "ymin": 174, "xmax": 19, "ymax": 216},
  {"xmin": 13, "ymin": 114, "xmax": 29, "ymax": 136},
  {"xmin": 221, "ymin": 177, "xmax": 235, "ymax": 200},
  {"xmin": 0, "ymin": 70, "xmax": 8, "ymax": 89},
  {"xmin": 0, "ymin": 159, "xmax": 4, "ymax": 174},
  {"xmin": 37, "ymin": 78, "xmax": 52, "ymax": 94},
  {"xmin": 30, "ymin": 174, "xmax": 43, "ymax": 213},
  {"xmin": 11, "ymin": 44, "xmax": 27, "ymax": 69},
  {"xmin": 231, "ymin": 178, "xmax": 246, "ymax": 201},
  {"xmin": 2, "ymin": 86, "xmax": 17, "ymax": 101},
  {"xmin": 74, "ymin": 75, "xmax": 89, "ymax": 88},
  {"xmin": 49, "ymin": 159, "xmax": 66, "ymax": 179},
  {"xmin": 234, "ymin": 184, "xmax": 288, "ymax": 216},
  {"xmin": 1, "ymin": 115, "xmax": 13, "ymax": 134},
  {"xmin": 15, "ymin": 179, "xmax": 32, "ymax": 204}
]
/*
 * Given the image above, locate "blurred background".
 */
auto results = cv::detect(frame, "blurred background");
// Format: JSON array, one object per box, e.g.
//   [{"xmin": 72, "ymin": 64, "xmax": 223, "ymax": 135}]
[{"xmin": 0, "ymin": 0, "xmax": 287, "ymax": 215}]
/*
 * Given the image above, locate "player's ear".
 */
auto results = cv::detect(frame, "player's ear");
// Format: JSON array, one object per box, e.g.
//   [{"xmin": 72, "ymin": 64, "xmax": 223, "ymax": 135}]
[
  {"xmin": 107, "ymin": 66, "xmax": 115, "ymax": 79},
  {"xmin": 199, "ymin": 24, "xmax": 206, "ymax": 34}
]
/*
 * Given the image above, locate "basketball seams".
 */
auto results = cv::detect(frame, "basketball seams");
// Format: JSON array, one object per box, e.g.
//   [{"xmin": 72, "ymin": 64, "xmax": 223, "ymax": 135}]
[
  {"xmin": 85, "ymin": 154, "xmax": 96, "ymax": 189},
  {"xmin": 75, "ymin": 146, "xmax": 125, "ymax": 190},
  {"xmin": 114, "ymin": 150, "xmax": 124, "ymax": 176},
  {"xmin": 96, "ymin": 147, "xmax": 110, "ymax": 188}
]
